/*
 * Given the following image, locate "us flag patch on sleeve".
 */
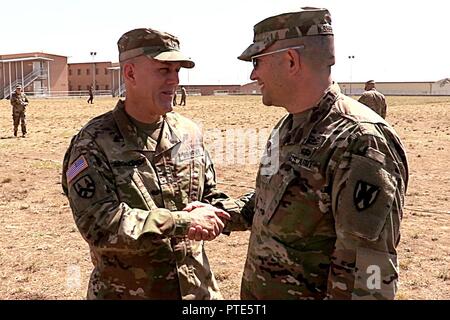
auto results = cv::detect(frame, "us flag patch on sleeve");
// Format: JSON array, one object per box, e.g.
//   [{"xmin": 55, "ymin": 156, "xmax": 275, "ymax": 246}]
[{"xmin": 66, "ymin": 155, "xmax": 89, "ymax": 183}]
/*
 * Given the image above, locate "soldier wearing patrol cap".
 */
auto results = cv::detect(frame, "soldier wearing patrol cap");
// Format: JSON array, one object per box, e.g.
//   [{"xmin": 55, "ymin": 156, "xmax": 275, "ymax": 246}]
[
  {"xmin": 359, "ymin": 80, "xmax": 388, "ymax": 119},
  {"xmin": 215, "ymin": 7, "xmax": 409, "ymax": 300},
  {"xmin": 62, "ymin": 27, "xmax": 230, "ymax": 300},
  {"xmin": 10, "ymin": 84, "xmax": 29, "ymax": 137}
]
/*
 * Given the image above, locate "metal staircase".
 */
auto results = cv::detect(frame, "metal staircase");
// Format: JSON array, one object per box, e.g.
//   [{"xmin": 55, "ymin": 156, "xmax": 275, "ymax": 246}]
[{"xmin": 2, "ymin": 68, "xmax": 47, "ymax": 98}]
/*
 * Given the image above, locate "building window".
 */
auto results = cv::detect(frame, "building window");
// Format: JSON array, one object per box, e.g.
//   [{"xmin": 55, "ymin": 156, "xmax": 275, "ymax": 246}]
[
  {"xmin": 87, "ymin": 85, "xmax": 90, "ymax": 90},
  {"xmin": 69, "ymin": 85, "xmax": 72, "ymax": 91},
  {"xmin": 105, "ymin": 85, "xmax": 109, "ymax": 90},
  {"xmin": 78, "ymin": 85, "xmax": 82, "ymax": 91},
  {"xmin": 95, "ymin": 68, "xmax": 99, "ymax": 75},
  {"xmin": 69, "ymin": 69, "xmax": 72, "ymax": 76},
  {"xmin": 104, "ymin": 68, "xmax": 108, "ymax": 75},
  {"xmin": 86, "ymin": 69, "xmax": 90, "ymax": 75},
  {"xmin": 77, "ymin": 69, "xmax": 81, "ymax": 76},
  {"xmin": 96, "ymin": 85, "xmax": 99, "ymax": 90}
]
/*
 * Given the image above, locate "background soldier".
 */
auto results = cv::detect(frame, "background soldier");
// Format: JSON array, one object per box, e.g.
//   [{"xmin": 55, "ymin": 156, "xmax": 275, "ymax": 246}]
[
  {"xmin": 206, "ymin": 7, "xmax": 409, "ymax": 300},
  {"xmin": 10, "ymin": 85, "xmax": 28, "ymax": 137},
  {"xmin": 87, "ymin": 85, "xmax": 94, "ymax": 104},
  {"xmin": 179, "ymin": 86, "xmax": 187, "ymax": 106},
  {"xmin": 358, "ymin": 80, "xmax": 388, "ymax": 118},
  {"xmin": 172, "ymin": 88, "xmax": 177, "ymax": 106},
  {"xmin": 62, "ymin": 28, "xmax": 229, "ymax": 300}
]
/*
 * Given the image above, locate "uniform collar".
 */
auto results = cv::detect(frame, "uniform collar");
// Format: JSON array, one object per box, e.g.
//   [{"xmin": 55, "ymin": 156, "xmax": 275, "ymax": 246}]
[
  {"xmin": 286, "ymin": 82, "xmax": 341, "ymax": 144},
  {"xmin": 112, "ymin": 100, "xmax": 181, "ymax": 154}
]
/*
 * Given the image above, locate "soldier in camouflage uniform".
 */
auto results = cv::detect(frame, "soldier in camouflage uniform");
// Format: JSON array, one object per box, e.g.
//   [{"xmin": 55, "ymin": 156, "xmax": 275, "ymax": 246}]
[
  {"xmin": 62, "ymin": 28, "xmax": 230, "ymax": 300},
  {"xmin": 10, "ymin": 85, "xmax": 28, "ymax": 137},
  {"xmin": 358, "ymin": 80, "xmax": 388, "ymax": 119},
  {"xmin": 179, "ymin": 86, "xmax": 187, "ymax": 106},
  {"xmin": 212, "ymin": 7, "xmax": 409, "ymax": 300}
]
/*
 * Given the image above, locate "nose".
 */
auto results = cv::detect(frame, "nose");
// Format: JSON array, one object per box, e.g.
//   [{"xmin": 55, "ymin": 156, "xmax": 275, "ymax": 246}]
[
  {"xmin": 250, "ymin": 68, "xmax": 257, "ymax": 81},
  {"xmin": 167, "ymin": 70, "xmax": 179, "ymax": 85}
]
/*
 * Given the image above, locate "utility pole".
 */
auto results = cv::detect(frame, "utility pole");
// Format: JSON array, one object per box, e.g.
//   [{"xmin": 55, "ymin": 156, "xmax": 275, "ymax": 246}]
[
  {"xmin": 90, "ymin": 51, "xmax": 97, "ymax": 92},
  {"xmin": 348, "ymin": 55, "xmax": 355, "ymax": 95}
]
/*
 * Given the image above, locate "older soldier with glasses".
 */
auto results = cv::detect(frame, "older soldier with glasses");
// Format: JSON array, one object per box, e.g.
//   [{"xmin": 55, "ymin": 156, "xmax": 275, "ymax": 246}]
[{"xmin": 215, "ymin": 7, "xmax": 409, "ymax": 300}]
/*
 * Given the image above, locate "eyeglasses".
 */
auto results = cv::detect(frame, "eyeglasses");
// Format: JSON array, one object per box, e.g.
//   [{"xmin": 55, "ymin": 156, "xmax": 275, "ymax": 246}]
[{"xmin": 251, "ymin": 45, "xmax": 304, "ymax": 68}]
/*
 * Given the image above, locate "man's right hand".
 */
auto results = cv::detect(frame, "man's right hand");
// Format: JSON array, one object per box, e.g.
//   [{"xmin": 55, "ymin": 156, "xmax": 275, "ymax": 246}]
[{"xmin": 187, "ymin": 206, "xmax": 229, "ymax": 241}]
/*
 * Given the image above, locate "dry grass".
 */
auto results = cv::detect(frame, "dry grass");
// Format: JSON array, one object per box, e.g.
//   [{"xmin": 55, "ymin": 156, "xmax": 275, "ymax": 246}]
[{"xmin": 0, "ymin": 94, "xmax": 449, "ymax": 299}]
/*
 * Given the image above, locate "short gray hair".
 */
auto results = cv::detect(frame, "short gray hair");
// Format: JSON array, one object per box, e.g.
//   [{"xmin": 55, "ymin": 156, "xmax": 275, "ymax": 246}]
[{"xmin": 275, "ymin": 35, "xmax": 335, "ymax": 70}]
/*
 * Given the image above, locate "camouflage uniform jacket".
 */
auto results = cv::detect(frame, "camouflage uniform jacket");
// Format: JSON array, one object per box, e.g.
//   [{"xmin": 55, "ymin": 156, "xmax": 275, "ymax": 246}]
[
  {"xmin": 221, "ymin": 83, "xmax": 408, "ymax": 300},
  {"xmin": 62, "ymin": 100, "xmax": 227, "ymax": 300},
  {"xmin": 10, "ymin": 92, "xmax": 28, "ymax": 113},
  {"xmin": 358, "ymin": 88, "xmax": 387, "ymax": 119}
]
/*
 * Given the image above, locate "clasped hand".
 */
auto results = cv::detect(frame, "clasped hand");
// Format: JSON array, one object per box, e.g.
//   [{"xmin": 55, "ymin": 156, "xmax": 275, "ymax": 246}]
[{"xmin": 183, "ymin": 201, "xmax": 230, "ymax": 241}]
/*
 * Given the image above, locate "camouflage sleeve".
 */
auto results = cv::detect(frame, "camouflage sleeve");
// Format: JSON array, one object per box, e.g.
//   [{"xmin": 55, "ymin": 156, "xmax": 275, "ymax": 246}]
[
  {"xmin": 327, "ymin": 132, "xmax": 406, "ymax": 300},
  {"xmin": 214, "ymin": 192, "xmax": 255, "ymax": 232},
  {"xmin": 62, "ymin": 133, "xmax": 192, "ymax": 247},
  {"xmin": 10, "ymin": 95, "xmax": 20, "ymax": 108},
  {"xmin": 202, "ymin": 149, "xmax": 254, "ymax": 232},
  {"xmin": 357, "ymin": 93, "xmax": 369, "ymax": 106},
  {"xmin": 381, "ymin": 97, "xmax": 387, "ymax": 119}
]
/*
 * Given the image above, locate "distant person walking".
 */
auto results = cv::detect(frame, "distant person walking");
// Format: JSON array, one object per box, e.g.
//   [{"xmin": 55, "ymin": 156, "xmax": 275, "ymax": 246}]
[
  {"xmin": 173, "ymin": 89, "xmax": 178, "ymax": 106},
  {"xmin": 179, "ymin": 86, "xmax": 187, "ymax": 106},
  {"xmin": 358, "ymin": 80, "xmax": 387, "ymax": 118},
  {"xmin": 10, "ymin": 85, "xmax": 28, "ymax": 138},
  {"xmin": 87, "ymin": 85, "xmax": 94, "ymax": 104}
]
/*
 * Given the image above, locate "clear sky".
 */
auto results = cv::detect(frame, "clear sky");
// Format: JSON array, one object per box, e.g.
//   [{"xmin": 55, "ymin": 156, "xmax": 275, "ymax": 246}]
[{"xmin": 1, "ymin": 0, "xmax": 448, "ymax": 85}]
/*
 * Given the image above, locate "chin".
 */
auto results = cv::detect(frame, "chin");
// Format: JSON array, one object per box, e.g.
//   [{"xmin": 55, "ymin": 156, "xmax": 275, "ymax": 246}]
[
  {"xmin": 262, "ymin": 96, "xmax": 273, "ymax": 107},
  {"xmin": 163, "ymin": 104, "xmax": 173, "ymax": 113}
]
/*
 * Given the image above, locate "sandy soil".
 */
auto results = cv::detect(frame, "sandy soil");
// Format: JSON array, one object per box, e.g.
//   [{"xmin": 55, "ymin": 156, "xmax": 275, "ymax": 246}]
[{"xmin": 0, "ymin": 95, "xmax": 449, "ymax": 299}]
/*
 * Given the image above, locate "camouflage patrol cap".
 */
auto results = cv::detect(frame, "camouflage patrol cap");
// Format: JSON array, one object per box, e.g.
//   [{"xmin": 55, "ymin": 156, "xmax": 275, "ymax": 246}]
[
  {"xmin": 366, "ymin": 80, "xmax": 376, "ymax": 85},
  {"xmin": 15, "ymin": 85, "xmax": 22, "ymax": 90},
  {"xmin": 117, "ymin": 28, "xmax": 195, "ymax": 68},
  {"xmin": 238, "ymin": 7, "xmax": 333, "ymax": 61}
]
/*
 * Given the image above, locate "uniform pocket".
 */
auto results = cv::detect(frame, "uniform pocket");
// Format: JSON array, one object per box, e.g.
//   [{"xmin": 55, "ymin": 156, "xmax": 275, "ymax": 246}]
[
  {"xmin": 130, "ymin": 169, "xmax": 158, "ymax": 211},
  {"xmin": 336, "ymin": 154, "xmax": 397, "ymax": 241},
  {"xmin": 260, "ymin": 170, "xmax": 297, "ymax": 225}
]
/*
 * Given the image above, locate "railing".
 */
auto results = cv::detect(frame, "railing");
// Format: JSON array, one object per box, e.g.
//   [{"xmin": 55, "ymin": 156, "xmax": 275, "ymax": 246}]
[
  {"xmin": 113, "ymin": 83, "xmax": 125, "ymax": 97},
  {"xmin": 2, "ymin": 68, "xmax": 47, "ymax": 98},
  {"xmin": 17, "ymin": 90, "xmax": 115, "ymax": 98}
]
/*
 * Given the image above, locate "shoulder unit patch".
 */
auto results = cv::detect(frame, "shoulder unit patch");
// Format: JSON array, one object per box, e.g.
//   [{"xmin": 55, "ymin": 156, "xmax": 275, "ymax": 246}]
[{"xmin": 353, "ymin": 180, "xmax": 380, "ymax": 211}]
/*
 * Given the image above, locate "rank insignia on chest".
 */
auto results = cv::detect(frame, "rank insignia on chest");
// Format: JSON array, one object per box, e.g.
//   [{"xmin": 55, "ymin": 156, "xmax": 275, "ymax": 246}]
[{"xmin": 305, "ymin": 134, "xmax": 326, "ymax": 147}]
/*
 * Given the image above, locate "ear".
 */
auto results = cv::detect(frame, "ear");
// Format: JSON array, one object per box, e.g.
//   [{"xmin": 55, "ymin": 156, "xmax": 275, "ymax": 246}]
[
  {"xmin": 287, "ymin": 49, "xmax": 301, "ymax": 75},
  {"xmin": 123, "ymin": 63, "xmax": 136, "ymax": 85}
]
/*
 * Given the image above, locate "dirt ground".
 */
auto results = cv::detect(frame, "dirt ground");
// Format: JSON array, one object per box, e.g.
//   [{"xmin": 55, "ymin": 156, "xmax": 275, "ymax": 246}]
[{"xmin": 0, "ymin": 95, "xmax": 449, "ymax": 300}]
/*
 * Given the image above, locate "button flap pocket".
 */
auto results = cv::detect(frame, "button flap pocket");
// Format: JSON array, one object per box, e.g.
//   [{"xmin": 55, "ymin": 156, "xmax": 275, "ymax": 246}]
[
  {"xmin": 336, "ymin": 155, "xmax": 397, "ymax": 241},
  {"xmin": 261, "ymin": 170, "xmax": 297, "ymax": 225}
]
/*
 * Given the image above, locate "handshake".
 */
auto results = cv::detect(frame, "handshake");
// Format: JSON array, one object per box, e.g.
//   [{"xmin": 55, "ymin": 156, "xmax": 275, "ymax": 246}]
[{"xmin": 183, "ymin": 201, "xmax": 230, "ymax": 241}]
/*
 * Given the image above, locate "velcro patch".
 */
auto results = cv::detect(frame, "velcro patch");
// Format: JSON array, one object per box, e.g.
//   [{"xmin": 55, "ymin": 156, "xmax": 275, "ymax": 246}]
[
  {"xmin": 354, "ymin": 180, "xmax": 380, "ymax": 211},
  {"xmin": 66, "ymin": 155, "xmax": 89, "ymax": 183},
  {"xmin": 73, "ymin": 175, "xmax": 96, "ymax": 199}
]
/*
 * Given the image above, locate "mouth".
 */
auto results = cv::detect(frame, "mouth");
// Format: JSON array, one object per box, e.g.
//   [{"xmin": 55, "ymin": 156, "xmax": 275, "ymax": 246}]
[{"xmin": 161, "ymin": 90, "xmax": 174, "ymax": 96}]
